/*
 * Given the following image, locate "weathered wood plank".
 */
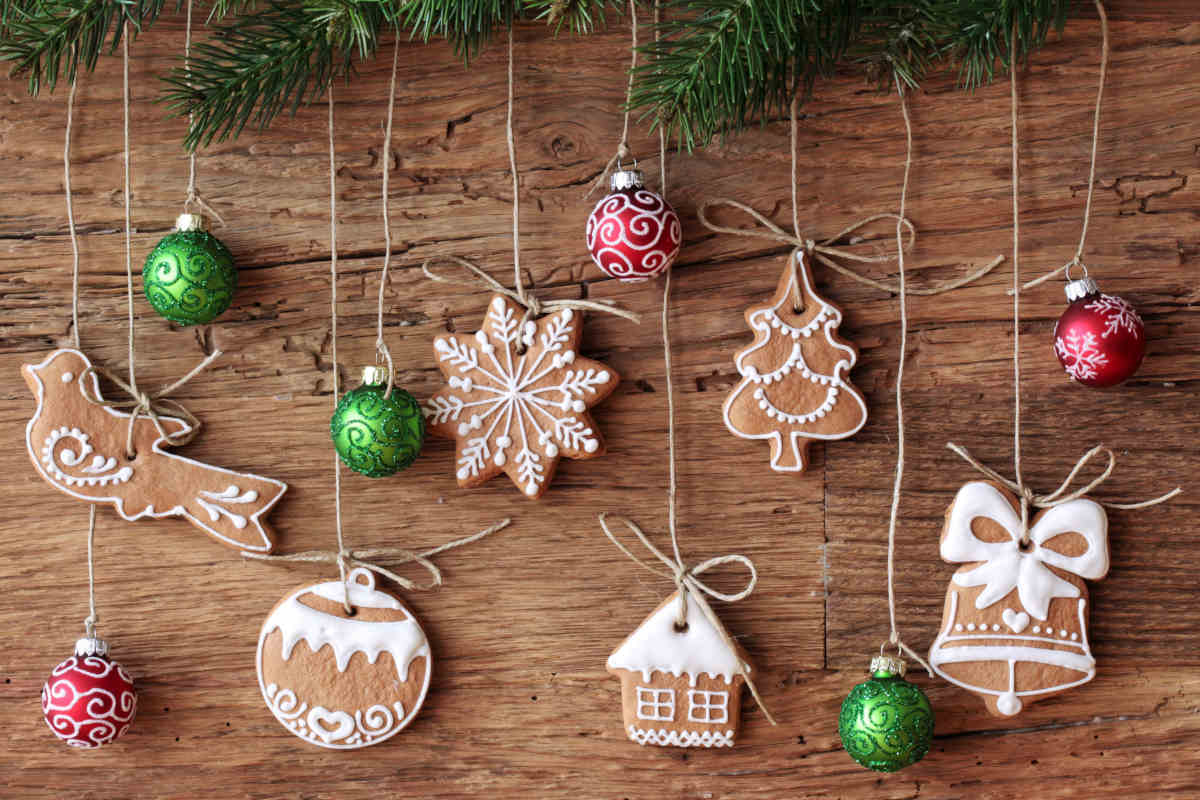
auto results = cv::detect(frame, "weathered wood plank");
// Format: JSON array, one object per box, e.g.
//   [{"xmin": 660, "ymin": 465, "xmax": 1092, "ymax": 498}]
[{"xmin": 1, "ymin": 2, "xmax": 1197, "ymax": 797}]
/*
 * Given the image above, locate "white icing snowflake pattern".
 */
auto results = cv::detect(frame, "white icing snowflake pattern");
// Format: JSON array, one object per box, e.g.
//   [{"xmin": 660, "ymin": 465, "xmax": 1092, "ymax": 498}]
[
  {"xmin": 1055, "ymin": 330, "xmax": 1109, "ymax": 381},
  {"xmin": 1084, "ymin": 294, "xmax": 1143, "ymax": 338},
  {"xmin": 425, "ymin": 294, "xmax": 620, "ymax": 497}
]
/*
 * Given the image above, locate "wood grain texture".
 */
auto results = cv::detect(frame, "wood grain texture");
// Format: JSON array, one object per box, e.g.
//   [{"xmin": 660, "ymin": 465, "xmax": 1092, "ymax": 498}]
[{"xmin": 1, "ymin": 3, "xmax": 1198, "ymax": 797}]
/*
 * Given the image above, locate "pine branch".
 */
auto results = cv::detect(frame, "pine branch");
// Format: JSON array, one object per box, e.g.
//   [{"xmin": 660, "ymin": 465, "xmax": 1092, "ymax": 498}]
[
  {"xmin": 398, "ymin": 0, "xmax": 513, "ymax": 57},
  {"xmin": 0, "ymin": 0, "xmax": 167, "ymax": 94},
  {"xmin": 525, "ymin": 0, "xmax": 622, "ymax": 34},
  {"xmin": 162, "ymin": 0, "xmax": 390, "ymax": 149}
]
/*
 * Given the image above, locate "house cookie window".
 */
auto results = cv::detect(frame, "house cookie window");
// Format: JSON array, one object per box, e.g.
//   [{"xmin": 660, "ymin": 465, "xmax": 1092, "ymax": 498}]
[
  {"xmin": 636, "ymin": 687, "xmax": 675, "ymax": 721},
  {"xmin": 687, "ymin": 690, "xmax": 729, "ymax": 723}
]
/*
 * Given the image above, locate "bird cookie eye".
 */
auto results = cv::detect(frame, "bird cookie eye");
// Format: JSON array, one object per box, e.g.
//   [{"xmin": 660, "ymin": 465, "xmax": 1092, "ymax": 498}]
[{"xmin": 61, "ymin": 371, "xmax": 74, "ymax": 383}]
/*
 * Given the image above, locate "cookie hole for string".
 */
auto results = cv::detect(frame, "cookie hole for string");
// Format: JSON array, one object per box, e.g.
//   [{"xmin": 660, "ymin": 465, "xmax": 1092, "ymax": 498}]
[
  {"xmin": 673, "ymin": 621, "xmax": 690, "ymax": 634},
  {"xmin": 1018, "ymin": 539, "xmax": 1034, "ymax": 553},
  {"xmin": 344, "ymin": 605, "xmax": 358, "ymax": 617}
]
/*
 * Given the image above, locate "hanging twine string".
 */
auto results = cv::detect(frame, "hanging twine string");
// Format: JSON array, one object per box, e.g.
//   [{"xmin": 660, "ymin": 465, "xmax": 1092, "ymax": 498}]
[
  {"xmin": 181, "ymin": 0, "xmax": 224, "ymax": 225},
  {"xmin": 424, "ymin": 26, "xmax": 637, "ymax": 331},
  {"xmin": 946, "ymin": 10, "xmax": 1178, "ymax": 543},
  {"xmin": 1009, "ymin": 0, "xmax": 1108, "ymax": 294},
  {"xmin": 599, "ymin": 7, "xmax": 775, "ymax": 723},
  {"xmin": 584, "ymin": 0, "xmax": 639, "ymax": 198},
  {"xmin": 698, "ymin": 95, "xmax": 1004, "ymax": 300},
  {"xmin": 244, "ymin": 517, "xmax": 513, "ymax": 592},
  {"xmin": 375, "ymin": 41, "xmax": 401, "ymax": 398},
  {"xmin": 882, "ymin": 83, "xmax": 934, "ymax": 677},
  {"xmin": 422, "ymin": 255, "xmax": 640, "ymax": 322},
  {"xmin": 247, "ymin": 87, "xmax": 509, "ymax": 612}
]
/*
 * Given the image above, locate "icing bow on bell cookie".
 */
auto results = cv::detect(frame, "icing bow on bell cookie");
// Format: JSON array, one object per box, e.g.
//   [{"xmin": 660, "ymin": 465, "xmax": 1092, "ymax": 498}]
[{"xmin": 941, "ymin": 482, "xmax": 1109, "ymax": 620}]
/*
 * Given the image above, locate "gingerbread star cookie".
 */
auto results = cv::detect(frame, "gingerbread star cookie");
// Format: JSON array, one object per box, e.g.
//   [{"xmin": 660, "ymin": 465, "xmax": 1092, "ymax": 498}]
[{"xmin": 425, "ymin": 294, "xmax": 620, "ymax": 498}]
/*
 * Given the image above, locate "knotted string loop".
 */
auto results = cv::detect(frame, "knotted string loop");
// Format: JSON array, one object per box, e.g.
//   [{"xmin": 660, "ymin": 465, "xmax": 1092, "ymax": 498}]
[
  {"xmin": 79, "ymin": 350, "xmax": 222, "ymax": 458},
  {"xmin": 598, "ymin": 513, "xmax": 777, "ymax": 726}
]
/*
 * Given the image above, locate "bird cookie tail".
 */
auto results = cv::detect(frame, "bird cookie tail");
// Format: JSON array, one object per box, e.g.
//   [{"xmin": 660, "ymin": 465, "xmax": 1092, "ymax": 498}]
[{"xmin": 174, "ymin": 461, "xmax": 287, "ymax": 553}]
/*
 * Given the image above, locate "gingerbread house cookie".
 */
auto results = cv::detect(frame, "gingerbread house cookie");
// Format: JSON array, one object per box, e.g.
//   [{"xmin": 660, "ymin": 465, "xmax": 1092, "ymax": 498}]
[{"xmin": 606, "ymin": 590, "xmax": 752, "ymax": 748}]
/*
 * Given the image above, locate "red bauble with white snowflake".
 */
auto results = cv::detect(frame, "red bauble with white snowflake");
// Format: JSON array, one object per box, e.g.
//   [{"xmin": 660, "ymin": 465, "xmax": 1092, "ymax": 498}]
[
  {"xmin": 1053, "ymin": 277, "xmax": 1146, "ymax": 387},
  {"xmin": 586, "ymin": 169, "xmax": 681, "ymax": 282},
  {"xmin": 42, "ymin": 637, "xmax": 137, "ymax": 748}
]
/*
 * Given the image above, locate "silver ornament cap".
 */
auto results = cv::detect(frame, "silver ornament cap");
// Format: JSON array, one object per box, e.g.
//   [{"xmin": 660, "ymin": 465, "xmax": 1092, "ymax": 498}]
[
  {"xmin": 175, "ymin": 213, "xmax": 209, "ymax": 233},
  {"xmin": 870, "ymin": 654, "xmax": 907, "ymax": 678},
  {"xmin": 74, "ymin": 636, "xmax": 110, "ymax": 658},
  {"xmin": 361, "ymin": 365, "xmax": 388, "ymax": 386},
  {"xmin": 610, "ymin": 169, "xmax": 645, "ymax": 191},
  {"xmin": 1064, "ymin": 276, "xmax": 1100, "ymax": 302}
]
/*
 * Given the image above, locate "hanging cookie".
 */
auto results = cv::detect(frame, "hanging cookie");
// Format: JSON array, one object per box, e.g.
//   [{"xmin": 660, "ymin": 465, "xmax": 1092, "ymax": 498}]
[
  {"xmin": 723, "ymin": 251, "xmax": 868, "ymax": 473},
  {"xmin": 425, "ymin": 294, "xmax": 621, "ymax": 498},
  {"xmin": 928, "ymin": 481, "xmax": 1109, "ymax": 717},
  {"xmin": 22, "ymin": 348, "xmax": 287, "ymax": 553},
  {"xmin": 607, "ymin": 588, "xmax": 753, "ymax": 748},
  {"xmin": 256, "ymin": 567, "xmax": 431, "ymax": 749}
]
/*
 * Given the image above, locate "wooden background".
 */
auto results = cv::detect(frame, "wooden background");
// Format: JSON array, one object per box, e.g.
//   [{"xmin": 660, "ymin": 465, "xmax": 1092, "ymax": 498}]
[{"xmin": 2, "ymin": 3, "xmax": 1198, "ymax": 797}]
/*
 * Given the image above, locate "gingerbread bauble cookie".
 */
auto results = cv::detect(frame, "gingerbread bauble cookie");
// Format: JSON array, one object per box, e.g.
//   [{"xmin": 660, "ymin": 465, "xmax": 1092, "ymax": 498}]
[
  {"xmin": 256, "ymin": 567, "xmax": 431, "ymax": 749},
  {"xmin": 723, "ymin": 252, "xmax": 868, "ymax": 473},
  {"xmin": 425, "ymin": 294, "xmax": 621, "ymax": 498},
  {"xmin": 606, "ymin": 590, "xmax": 752, "ymax": 748},
  {"xmin": 928, "ymin": 481, "xmax": 1109, "ymax": 716}
]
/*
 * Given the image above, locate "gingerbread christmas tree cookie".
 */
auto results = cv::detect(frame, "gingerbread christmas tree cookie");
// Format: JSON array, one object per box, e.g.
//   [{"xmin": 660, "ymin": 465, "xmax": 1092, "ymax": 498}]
[{"xmin": 723, "ymin": 251, "xmax": 868, "ymax": 473}]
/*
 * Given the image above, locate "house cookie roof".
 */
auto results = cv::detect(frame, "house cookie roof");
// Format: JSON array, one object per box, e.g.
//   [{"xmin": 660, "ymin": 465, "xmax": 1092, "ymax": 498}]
[{"xmin": 607, "ymin": 589, "xmax": 746, "ymax": 685}]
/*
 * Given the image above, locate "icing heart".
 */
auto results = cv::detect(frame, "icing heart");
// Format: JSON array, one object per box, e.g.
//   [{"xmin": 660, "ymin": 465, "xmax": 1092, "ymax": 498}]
[
  {"xmin": 1001, "ymin": 608, "xmax": 1030, "ymax": 634},
  {"xmin": 307, "ymin": 707, "xmax": 353, "ymax": 743}
]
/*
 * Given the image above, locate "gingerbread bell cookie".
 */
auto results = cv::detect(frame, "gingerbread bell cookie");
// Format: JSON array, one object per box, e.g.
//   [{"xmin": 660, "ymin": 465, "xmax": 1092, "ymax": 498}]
[
  {"xmin": 256, "ymin": 567, "xmax": 431, "ymax": 749},
  {"xmin": 22, "ymin": 348, "xmax": 286, "ymax": 553},
  {"xmin": 723, "ymin": 251, "xmax": 868, "ymax": 473},
  {"xmin": 928, "ymin": 481, "xmax": 1109, "ymax": 716},
  {"xmin": 425, "ymin": 294, "xmax": 620, "ymax": 498}
]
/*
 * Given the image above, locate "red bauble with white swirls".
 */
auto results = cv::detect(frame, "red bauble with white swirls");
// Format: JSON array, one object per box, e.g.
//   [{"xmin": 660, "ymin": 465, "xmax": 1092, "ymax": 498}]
[
  {"xmin": 1053, "ymin": 278, "xmax": 1145, "ymax": 388},
  {"xmin": 586, "ymin": 170, "xmax": 681, "ymax": 282},
  {"xmin": 42, "ymin": 639, "xmax": 137, "ymax": 748}
]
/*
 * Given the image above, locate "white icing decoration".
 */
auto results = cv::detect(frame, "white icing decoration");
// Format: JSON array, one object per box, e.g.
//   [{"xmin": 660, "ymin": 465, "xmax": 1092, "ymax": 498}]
[
  {"xmin": 607, "ymin": 591, "xmax": 744, "ymax": 686},
  {"xmin": 61, "ymin": 372, "xmax": 73, "ymax": 382},
  {"xmin": 627, "ymin": 726, "xmax": 734, "ymax": 748},
  {"xmin": 22, "ymin": 348, "xmax": 287, "ymax": 552},
  {"xmin": 256, "ymin": 568, "xmax": 430, "ymax": 750},
  {"xmin": 722, "ymin": 251, "xmax": 868, "ymax": 472},
  {"xmin": 40, "ymin": 426, "xmax": 133, "ymax": 488},
  {"xmin": 262, "ymin": 568, "xmax": 429, "ymax": 681},
  {"xmin": 929, "ymin": 588, "xmax": 1097, "ymax": 714},
  {"xmin": 1002, "ymin": 608, "xmax": 1030, "ymax": 633},
  {"xmin": 942, "ymin": 482, "xmax": 1108, "ymax": 619},
  {"xmin": 425, "ymin": 299, "xmax": 612, "ymax": 495}
]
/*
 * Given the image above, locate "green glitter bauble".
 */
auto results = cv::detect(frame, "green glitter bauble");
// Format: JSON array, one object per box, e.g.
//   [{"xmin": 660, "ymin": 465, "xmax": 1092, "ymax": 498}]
[
  {"xmin": 331, "ymin": 383, "xmax": 425, "ymax": 477},
  {"xmin": 142, "ymin": 228, "xmax": 237, "ymax": 325},
  {"xmin": 839, "ymin": 670, "xmax": 934, "ymax": 772}
]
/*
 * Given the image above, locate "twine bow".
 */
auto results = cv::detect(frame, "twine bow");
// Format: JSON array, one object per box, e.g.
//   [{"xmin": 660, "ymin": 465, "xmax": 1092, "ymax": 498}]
[
  {"xmin": 244, "ymin": 518, "xmax": 511, "ymax": 613},
  {"xmin": 697, "ymin": 199, "xmax": 1005, "ymax": 301},
  {"xmin": 422, "ymin": 256, "xmax": 641, "ymax": 328},
  {"xmin": 947, "ymin": 442, "xmax": 1182, "ymax": 545},
  {"xmin": 80, "ymin": 350, "xmax": 223, "ymax": 458},
  {"xmin": 598, "ymin": 512, "xmax": 777, "ymax": 726}
]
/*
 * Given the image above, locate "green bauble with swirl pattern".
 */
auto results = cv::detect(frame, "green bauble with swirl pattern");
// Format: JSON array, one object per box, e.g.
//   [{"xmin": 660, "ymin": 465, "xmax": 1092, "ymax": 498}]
[
  {"xmin": 331, "ymin": 366, "xmax": 425, "ymax": 477},
  {"xmin": 142, "ymin": 213, "xmax": 237, "ymax": 325},
  {"xmin": 838, "ymin": 655, "xmax": 934, "ymax": 772}
]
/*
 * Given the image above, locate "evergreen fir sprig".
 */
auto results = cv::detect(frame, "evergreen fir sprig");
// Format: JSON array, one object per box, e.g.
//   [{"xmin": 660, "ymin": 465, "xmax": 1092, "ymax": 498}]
[
  {"xmin": 0, "ymin": 0, "xmax": 167, "ymax": 94},
  {"xmin": 162, "ymin": 0, "xmax": 382, "ymax": 149}
]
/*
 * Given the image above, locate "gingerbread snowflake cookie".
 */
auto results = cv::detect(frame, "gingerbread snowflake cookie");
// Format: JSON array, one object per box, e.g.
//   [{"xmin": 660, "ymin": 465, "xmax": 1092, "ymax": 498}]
[
  {"xmin": 256, "ymin": 567, "xmax": 431, "ymax": 749},
  {"xmin": 425, "ymin": 294, "xmax": 621, "ymax": 498},
  {"xmin": 928, "ymin": 481, "xmax": 1109, "ymax": 716},
  {"xmin": 723, "ymin": 252, "xmax": 868, "ymax": 473}
]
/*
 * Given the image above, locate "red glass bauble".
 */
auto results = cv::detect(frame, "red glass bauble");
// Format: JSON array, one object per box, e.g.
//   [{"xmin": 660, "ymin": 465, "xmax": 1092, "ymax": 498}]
[
  {"xmin": 586, "ymin": 169, "xmax": 681, "ymax": 282},
  {"xmin": 1053, "ymin": 278, "xmax": 1145, "ymax": 387},
  {"xmin": 42, "ymin": 638, "xmax": 137, "ymax": 748}
]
